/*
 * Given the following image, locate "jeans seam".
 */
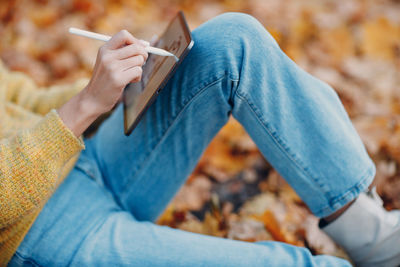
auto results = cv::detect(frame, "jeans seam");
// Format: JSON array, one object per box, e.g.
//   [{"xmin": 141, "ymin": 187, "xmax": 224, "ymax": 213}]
[
  {"xmin": 234, "ymin": 87, "xmax": 375, "ymax": 217},
  {"xmin": 120, "ymin": 74, "xmax": 228, "ymax": 196},
  {"xmin": 229, "ymin": 78, "xmax": 240, "ymax": 107},
  {"xmin": 234, "ymin": 90, "xmax": 331, "ymax": 199}
]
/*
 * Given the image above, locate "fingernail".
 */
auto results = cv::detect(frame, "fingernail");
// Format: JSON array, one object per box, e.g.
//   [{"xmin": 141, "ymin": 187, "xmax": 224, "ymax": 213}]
[{"xmin": 139, "ymin": 40, "xmax": 150, "ymax": 46}]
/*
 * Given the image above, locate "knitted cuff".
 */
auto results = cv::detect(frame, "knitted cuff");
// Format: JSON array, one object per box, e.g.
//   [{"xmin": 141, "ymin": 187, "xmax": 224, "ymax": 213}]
[{"xmin": 31, "ymin": 109, "xmax": 85, "ymax": 166}]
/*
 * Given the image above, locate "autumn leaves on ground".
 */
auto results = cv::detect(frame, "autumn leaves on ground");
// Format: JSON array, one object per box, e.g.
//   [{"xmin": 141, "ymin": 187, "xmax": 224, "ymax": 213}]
[{"xmin": 1, "ymin": 0, "xmax": 399, "ymax": 261}]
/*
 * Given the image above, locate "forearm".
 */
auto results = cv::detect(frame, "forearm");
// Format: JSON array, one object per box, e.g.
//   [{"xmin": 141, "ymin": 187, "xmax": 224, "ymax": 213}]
[
  {"xmin": 57, "ymin": 87, "xmax": 103, "ymax": 137},
  {"xmin": 0, "ymin": 111, "xmax": 84, "ymax": 227}
]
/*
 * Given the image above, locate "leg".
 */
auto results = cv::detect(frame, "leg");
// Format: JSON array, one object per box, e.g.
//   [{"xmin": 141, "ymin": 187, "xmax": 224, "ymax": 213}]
[
  {"xmin": 11, "ymin": 13, "xmax": 373, "ymax": 267},
  {"xmin": 9, "ymin": 155, "xmax": 350, "ymax": 266},
  {"xmin": 88, "ymin": 13, "xmax": 374, "ymax": 220}
]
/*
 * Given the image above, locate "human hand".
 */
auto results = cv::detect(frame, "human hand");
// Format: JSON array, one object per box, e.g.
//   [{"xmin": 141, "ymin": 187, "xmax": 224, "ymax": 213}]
[
  {"xmin": 58, "ymin": 30, "xmax": 148, "ymax": 137},
  {"xmin": 115, "ymin": 34, "xmax": 157, "ymax": 104},
  {"xmin": 83, "ymin": 30, "xmax": 149, "ymax": 115}
]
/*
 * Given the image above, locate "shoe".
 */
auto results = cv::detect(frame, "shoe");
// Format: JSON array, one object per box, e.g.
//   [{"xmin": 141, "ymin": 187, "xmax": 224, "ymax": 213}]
[{"xmin": 321, "ymin": 187, "xmax": 400, "ymax": 267}]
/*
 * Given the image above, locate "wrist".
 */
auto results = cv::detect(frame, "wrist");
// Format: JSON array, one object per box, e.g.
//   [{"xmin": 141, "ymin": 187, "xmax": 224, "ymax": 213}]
[
  {"xmin": 77, "ymin": 86, "xmax": 105, "ymax": 119},
  {"xmin": 57, "ymin": 87, "xmax": 102, "ymax": 137}
]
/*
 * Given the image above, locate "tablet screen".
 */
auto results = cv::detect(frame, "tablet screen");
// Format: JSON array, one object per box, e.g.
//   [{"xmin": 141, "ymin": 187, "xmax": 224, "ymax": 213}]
[{"xmin": 123, "ymin": 11, "xmax": 193, "ymax": 135}]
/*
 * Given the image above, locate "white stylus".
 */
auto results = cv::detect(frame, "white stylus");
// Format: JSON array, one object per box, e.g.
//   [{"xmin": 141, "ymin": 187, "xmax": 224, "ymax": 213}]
[{"xmin": 69, "ymin": 27, "xmax": 178, "ymax": 60}]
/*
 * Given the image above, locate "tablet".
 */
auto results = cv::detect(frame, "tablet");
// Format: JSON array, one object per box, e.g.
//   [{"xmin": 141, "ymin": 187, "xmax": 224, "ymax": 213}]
[{"xmin": 123, "ymin": 11, "xmax": 194, "ymax": 135}]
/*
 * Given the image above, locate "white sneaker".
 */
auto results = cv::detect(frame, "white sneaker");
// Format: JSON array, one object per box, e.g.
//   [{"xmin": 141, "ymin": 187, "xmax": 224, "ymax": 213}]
[{"xmin": 321, "ymin": 188, "xmax": 400, "ymax": 267}]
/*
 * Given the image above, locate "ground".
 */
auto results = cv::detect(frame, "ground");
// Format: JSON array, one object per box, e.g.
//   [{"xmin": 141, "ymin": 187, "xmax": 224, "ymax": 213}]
[{"xmin": 1, "ymin": 0, "xmax": 399, "ymax": 261}]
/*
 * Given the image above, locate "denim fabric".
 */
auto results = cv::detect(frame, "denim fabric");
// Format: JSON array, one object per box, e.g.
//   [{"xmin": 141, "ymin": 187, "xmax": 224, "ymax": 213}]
[{"xmin": 9, "ymin": 12, "xmax": 374, "ymax": 266}]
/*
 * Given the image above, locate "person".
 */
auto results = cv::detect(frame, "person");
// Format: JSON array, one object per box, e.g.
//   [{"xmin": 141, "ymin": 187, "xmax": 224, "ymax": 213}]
[{"xmin": 1, "ymin": 12, "xmax": 399, "ymax": 266}]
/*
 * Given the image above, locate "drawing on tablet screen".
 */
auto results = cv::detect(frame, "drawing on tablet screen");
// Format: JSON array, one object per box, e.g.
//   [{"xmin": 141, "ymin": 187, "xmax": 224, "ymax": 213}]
[{"xmin": 143, "ymin": 35, "xmax": 183, "ymax": 84}]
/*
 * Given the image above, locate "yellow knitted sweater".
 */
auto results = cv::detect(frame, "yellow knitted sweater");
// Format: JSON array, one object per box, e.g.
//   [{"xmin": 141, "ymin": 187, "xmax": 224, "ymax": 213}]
[{"xmin": 0, "ymin": 61, "xmax": 89, "ymax": 264}]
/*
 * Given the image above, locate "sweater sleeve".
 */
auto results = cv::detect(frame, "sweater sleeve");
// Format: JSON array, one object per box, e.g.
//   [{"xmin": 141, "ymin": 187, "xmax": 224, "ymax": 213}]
[
  {"xmin": 0, "ymin": 110, "xmax": 84, "ymax": 228},
  {"xmin": 0, "ymin": 61, "xmax": 89, "ymax": 115}
]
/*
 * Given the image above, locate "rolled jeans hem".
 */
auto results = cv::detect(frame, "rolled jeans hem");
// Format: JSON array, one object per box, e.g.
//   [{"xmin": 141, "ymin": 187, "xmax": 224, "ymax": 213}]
[{"xmin": 314, "ymin": 164, "xmax": 376, "ymax": 218}]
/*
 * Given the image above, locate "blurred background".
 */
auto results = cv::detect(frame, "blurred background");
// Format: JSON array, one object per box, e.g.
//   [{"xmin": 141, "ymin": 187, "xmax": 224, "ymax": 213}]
[{"xmin": 1, "ymin": 0, "xmax": 399, "ymax": 260}]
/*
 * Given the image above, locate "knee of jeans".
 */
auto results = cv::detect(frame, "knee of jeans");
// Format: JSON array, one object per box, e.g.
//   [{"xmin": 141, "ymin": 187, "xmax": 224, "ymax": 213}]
[{"xmin": 209, "ymin": 12, "xmax": 277, "ymax": 47}]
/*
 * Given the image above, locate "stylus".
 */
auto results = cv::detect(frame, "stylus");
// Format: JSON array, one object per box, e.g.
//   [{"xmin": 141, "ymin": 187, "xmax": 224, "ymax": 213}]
[{"xmin": 69, "ymin": 27, "xmax": 179, "ymax": 60}]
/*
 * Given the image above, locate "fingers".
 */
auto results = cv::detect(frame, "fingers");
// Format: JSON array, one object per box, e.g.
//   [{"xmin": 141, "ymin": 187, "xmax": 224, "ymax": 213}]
[
  {"xmin": 139, "ymin": 40, "xmax": 150, "ymax": 47},
  {"xmin": 120, "ymin": 66, "xmax": 143, "ymax": 84},
  {"xmin": 119, "ymin": 55, "xmax": 145, "ymax": 71},
  {"xmin": 106, "ymin": 29, "xmax": 137, "ymax": 49},
  {"xmin": 113, "ymin": 43, "xmax": 148, "ymax": 60},
  {"xmin": 94, "ymin": 29, "xmax": 148, "ymax": 87}
]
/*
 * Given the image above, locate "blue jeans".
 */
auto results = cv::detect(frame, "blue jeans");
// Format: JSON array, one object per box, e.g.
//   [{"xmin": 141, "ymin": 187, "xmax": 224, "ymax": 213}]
[{"xmin": 10, "ymin": 13, "xmax": 375, "ymax": 266}]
